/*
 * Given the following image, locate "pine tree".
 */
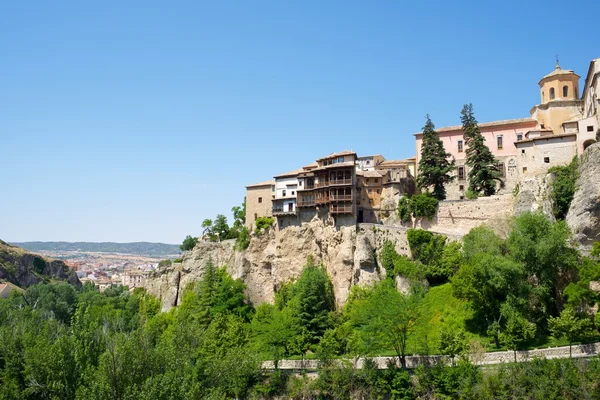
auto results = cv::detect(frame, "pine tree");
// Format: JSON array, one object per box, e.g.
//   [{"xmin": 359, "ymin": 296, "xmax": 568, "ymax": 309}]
[
  {"xmin": 461, "ymin": 104, "xmax": 502, "ymax": 196},
  {"xmin": 417, "ymin": 115, "xmax": 455, "ymax": 200}
]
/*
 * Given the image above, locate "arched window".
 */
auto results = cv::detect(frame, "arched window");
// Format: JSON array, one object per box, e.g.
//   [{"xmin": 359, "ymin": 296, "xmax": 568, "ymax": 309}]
[
  {"xmin": 542, "ymin": 91, "xmax": 545, "ymax": 102},
  {"xmin": 563, "ymin": 85, "xmax": 569, "ymax": 97},
  {"xmin": 550, "ymin": 88, "xmax": 555, "ymax": 100}
]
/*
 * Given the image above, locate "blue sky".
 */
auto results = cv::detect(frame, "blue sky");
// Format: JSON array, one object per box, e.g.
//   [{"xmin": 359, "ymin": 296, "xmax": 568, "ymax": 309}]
[{"xmin": 1, "ymin": 1, "xmax": 598, "ymax": 243}]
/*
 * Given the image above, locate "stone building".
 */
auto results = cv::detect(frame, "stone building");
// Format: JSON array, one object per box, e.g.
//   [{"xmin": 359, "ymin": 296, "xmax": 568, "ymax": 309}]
[
  {"xmin": 245, "ymin": 180, "xmax": 274, "ymax": 229},
  {"xmin": 414, "ymin": 60, "xmax": 600, "ymax": 200}
]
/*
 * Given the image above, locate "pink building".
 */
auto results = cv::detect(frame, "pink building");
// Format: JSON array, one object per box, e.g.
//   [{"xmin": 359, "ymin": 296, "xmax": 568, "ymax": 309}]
[{"xmin": 414, "ymin": 62, "xmax": 596, "ymax": 200}]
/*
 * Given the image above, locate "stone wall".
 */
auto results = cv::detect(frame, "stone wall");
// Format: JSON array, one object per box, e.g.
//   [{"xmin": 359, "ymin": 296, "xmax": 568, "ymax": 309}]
[{"xmin": 414, "ymin": 194, "xmax": 515, "ymax": 238}]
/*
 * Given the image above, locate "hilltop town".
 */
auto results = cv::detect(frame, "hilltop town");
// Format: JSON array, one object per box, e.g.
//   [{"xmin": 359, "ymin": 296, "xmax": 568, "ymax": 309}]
[{"xmin": 245, "ymin": 58, "xmax": 600, "ymax": 230}]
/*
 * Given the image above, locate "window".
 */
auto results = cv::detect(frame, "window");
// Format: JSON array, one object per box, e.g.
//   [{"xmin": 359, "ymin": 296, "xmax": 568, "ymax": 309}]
[
  {"xmin": 377, "ymin": 189, "xmax": 381, "ymax": 194},
  {"xmin": 517, "ymin": 132, "xmax": 523, "ymax": 141},
  {"xmin": 588, "ymin": 126, "xmax": 594, "ymax": 132},
  {"xmin": 374, "ymin": 178, "xmax": 379, "ymax": 183},
  {"xmin": 542, "ymin": 91, "xmax": 545, "ymax": 102},
  {"xmin": 291, "ymin": 191, "xmax": 295, "ymax": 195},
  {"xmin": 523, "ymin": 167, "xmax": 528, "ymax": 173},
  {"xmin": 497, "ymin": 135, "xmax": 503, "ymax": 149},
  {"xmin": 458, "ymin": 140, "xmax": 463, "ymax": 152},
  {"xmin": 497, "ymin": 163, "xmax": 505, "ymax": 177},
  {"xmin": 459, "ymin": 185, "xmax": 464, "ymax": 191},
  {"xmin": 544, "ymin": 157, "xmax": 550, "ymax": 163},
  {"xmin": 563, "ymin": 86, "xmax": 569, "ymax": 97},
  {"xmin": 271, "ymin": 185, "xmax": 275, "ymax": 192},
  {"xmin": 550, "ymin": 88, "xmax": 555, "ymax": 100},
  {"xmin": 521, "ymin": 149, "xmax": 525, "ymax": 154},
  {"xmin": 338, "ymin": 157, "xmax": 344, "ymax": 163},
  {"xmin": 458, "ymin": 166, "xmax": 465, "ymax": 180},
  {"xmin": 258, "ymin": 197, "xmax": 262, "ymax": 203},
  {"xmin": 282, "ymin": 190, "xmax": 286, "ymax": 197}
]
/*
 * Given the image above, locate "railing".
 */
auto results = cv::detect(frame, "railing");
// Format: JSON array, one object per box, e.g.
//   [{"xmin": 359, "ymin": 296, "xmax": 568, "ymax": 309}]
[
  {"xmin": 330, "ymin": 205, "xmax": 353, "ymax": 214},
  {"xmin": 329, "ymin": 178, "xmax": 352, "ymax": 186},
  {"xmin": 297, "ymin": 199, "xmax": 316, "ymax": 207},
  {"xmin": 272, "ymin": 207, "xmax": 296, "ymax": 215},
  {"xmin": 330, "ymin": 195, "xmax": 352, "ymax": 201}
]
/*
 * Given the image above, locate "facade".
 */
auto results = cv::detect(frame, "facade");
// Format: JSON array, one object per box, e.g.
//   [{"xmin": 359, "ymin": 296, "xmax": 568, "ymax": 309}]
[
  {"xmin": 415, "ymin": 60, "xmax": 599, "ymax": 200},
  {"xmin": 122, "ymin": 270, "xmax": 148, "ymax": 290},
  {"xmin": 245, "ymin": 180, "xmax": 274, "ymax": 229}
]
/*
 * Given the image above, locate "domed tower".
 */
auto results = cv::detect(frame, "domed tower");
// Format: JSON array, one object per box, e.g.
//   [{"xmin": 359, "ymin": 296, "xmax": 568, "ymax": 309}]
[
  {"xmin": 538, "ymin": 60, "xmax": 580, "ymax": 104},
  {"xmin": 531, "ymin": 60, "xmax": 583, "ymax": 134}
]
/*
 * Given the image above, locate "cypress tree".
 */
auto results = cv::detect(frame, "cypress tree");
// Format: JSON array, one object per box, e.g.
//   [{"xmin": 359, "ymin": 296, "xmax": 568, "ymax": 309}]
[
  {"xmin": 461, "ymin": 104, "xmax": 502, "ymax": 196},
  {"xmin": 417, "ymin": 115, "xmax": 455, "ymax": 200}
]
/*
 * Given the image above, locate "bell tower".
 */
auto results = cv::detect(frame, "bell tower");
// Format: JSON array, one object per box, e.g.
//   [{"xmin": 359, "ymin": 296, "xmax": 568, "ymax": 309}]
[{"xmin": 538, "ymin": 59, "xmax": 580, "ymax": 104}]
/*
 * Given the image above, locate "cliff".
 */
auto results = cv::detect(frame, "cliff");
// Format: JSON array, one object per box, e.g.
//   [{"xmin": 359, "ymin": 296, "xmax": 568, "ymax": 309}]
[
  {"xmin": 0, "ymin": 239, "xmax": 81, "ymax": 289},
  {"xmin": 567, "ymin": 142, "xmax": 600, "ymax": 252},
  {"xmin": 146, "ymin": 219, "xmax": 411, "ymax": 311}
]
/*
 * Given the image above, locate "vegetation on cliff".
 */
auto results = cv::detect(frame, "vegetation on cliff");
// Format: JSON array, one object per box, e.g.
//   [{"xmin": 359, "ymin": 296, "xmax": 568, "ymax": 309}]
[
  {"xmin": 416, "ymin": 115, "xmax": 455, "ymax": 200},
  {"xmin": 2, "ymin": 213, "xmax": 600, "ymax": 398},
  {"xmin": 548, "ymin": 156, "xmax": 579, "ymax": 220}
]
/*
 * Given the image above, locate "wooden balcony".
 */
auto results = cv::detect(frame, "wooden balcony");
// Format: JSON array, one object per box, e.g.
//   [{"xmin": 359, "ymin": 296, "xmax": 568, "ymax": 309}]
[
  {"xmin": 297, "ymin": 184, "xmax": 315, "ymax": 191},
  {"xmin": 329, "ymin": 178, "xmax": 353, "ymax": 186},
  {"xmin": 297, "ymin": 199, "xmax": 316, "ymax": 207},
  {"xmin": 330, "ymin": 194, "xmax": 352, "ymax": 201},
  {"xmin": 330, "ymin": 205, "xmax": 354, "ymax": 214}
]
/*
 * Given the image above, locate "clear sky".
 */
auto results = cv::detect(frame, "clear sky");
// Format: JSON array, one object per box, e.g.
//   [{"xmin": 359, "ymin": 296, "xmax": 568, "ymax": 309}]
[{"xmin": 1, "ymin": 1, "xmax": 598, "ymax": 244}]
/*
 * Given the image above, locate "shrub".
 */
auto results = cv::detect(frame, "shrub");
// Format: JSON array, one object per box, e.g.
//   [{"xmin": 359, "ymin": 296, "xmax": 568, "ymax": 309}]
[
  {"xmin": 380, "ymin": 240, "xmax": 399, "ymax": 277},
  {"xmin": 235, "ymin": 226, "xmax": 250, "ymax": 251},
  {"xmin": 397, "ymin": 196, "xmax": 411, "ymax": 223},
  {"xmin": 408, "ymin": 193, "xmax": 439, "ymax": 220},
  {"xmin": 180, "ymin": 235, "xmax": 198, "ymax": 251},
  {"xmin": 548, "ymin": 156, "xmax": 578, "ymax": 220},
  {"xmin": 407, "ymin": 228, "xmax": 446, "ymax": 266},
  {"xmin": 465, "ymin": 189, "xmax": 479, "ymax": 199},
  {"xmin": 255, "ymin": 216, "xmax": 274, "ymax": 234}
]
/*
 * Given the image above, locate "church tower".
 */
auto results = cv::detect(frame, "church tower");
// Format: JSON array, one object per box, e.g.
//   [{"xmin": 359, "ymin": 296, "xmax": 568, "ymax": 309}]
[{"xmin": 531, "ymin": 60, "xmax": 583, "ymax": 134}]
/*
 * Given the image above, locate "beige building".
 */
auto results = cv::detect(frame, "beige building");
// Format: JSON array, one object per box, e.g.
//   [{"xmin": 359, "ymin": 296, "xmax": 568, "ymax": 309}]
[
  {"xmin": 122, "ymin": 270, "xmax": 148, "ymax": 290},
  {"xmin": 245, "ymin": 180, "xmax": 274, "ymax": 229}
]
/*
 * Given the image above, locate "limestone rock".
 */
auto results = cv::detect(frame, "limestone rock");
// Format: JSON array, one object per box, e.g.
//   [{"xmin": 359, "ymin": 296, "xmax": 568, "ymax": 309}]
[
  {"xmin": 513, "ymin": 174, "xmax": 554, "ymax": 220},
  {"xmin": 567, "ymin": 143, "xmax": 600, "ymax": 251}
]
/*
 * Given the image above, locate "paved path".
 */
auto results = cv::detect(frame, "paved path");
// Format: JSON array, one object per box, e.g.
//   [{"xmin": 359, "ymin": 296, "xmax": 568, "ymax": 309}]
[{"xmin": 263, "ymin": 342, "xmax": 600, "ymax": 370}]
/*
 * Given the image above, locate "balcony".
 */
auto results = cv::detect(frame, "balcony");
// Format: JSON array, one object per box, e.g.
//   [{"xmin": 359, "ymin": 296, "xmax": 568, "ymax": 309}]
[
  {"xmin": 272, "ymin": 207, "xmax": 296, "ymax": 216},
  {"xmin": 329, "ymin": 178, "xmax": 353, "ymax": 186},
  {"xmin": 331, "ymin": 195, "xmax": 352, "ymax": 201},
  {"xmin": 297, "ymin": 199, "xmax": 316, "ymax": 207},
  {"xmin": 298, "ymin": 184, "xmax": 315, "ymax": 191},
  {"xmin": 330, "ymin": 205, "xmax": 354, "ymax": 214}
]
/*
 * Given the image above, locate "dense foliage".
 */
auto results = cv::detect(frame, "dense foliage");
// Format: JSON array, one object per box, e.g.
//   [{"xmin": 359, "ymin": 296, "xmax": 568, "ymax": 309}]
[
  {"xmin": 179, "ymin": 234, "xmax": 198, "ymax": 251},
  {"xmin": 462, "ymin": 103, "xmax": 502, "ymax": 196},
  {"xmin": 548, "ymin": 156, "xmax": 579, "ymax": 220},
  {"xmin": 416, "ymin": 115, "xmax": 455, "ymax": 200},
  {"xmin": 2, "ymin": 213, "xmax": 600, "ymax": 398},
  {"xmin": 396, "ymin": 193, "xmax": 439, "ymax": 222}
]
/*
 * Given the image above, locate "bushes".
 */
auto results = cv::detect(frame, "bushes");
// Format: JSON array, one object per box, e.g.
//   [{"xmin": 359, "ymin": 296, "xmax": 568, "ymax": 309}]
[
  {"xmin": 409, "ymin": 193, "xmax": 439, "ymax": 219},
  {"xmin": 235, "ymin": 226, "xmax": 250, "ymax": 251},
  {"xmin": 396, "ymin": 193, "xmax": 439, "ymax": 222},
  {"xmin": 548, "ymin": 156, "xmax": 578, "ymax": 220},
  {"xmin": 255, "ymin": 216, "xmax": 274, "ymax": 234},
  {"xmin": 179, "ymin": 235, "xmax": 198, "ymax": 251}
]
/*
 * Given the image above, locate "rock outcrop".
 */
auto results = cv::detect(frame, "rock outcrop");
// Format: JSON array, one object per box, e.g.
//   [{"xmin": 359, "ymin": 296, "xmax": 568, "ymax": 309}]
[
  {"xmin": 513, "ymin": 174, "xmax": 555, "ymax": 220},
  {"xmin": 0, "ymin": 240, "xmax": 81, "ymax": 289},
  {"xmin": 146, "ymin": 220, "xmax": 411, "ymax": 311},
  {"xmin": 567, "ymin": 143, "xmax": 600, "ymax": 251}
]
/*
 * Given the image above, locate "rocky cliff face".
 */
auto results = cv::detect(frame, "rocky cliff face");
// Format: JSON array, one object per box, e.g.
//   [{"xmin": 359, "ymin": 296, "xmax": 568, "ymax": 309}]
[
  {"xmin": 0, "ymin": 240, "xmax": 81, "ymax": 288},
  {"xmin": 146, "ymin": 219, "xmax": 411, "ymax": 311},
  {"xmin": 567, "ymin": 143, "xmax": 600, "ymax": 252}
]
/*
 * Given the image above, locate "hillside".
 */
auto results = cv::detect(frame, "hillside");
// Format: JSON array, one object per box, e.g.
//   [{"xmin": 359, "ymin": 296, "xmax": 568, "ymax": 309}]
[
  {"xmin": 12, "ymin": 241, "xmax": 182, "ymax": 257},
  {"xmin": 0, "ymin": 239, "xmax": 81, "ymax": 288}
]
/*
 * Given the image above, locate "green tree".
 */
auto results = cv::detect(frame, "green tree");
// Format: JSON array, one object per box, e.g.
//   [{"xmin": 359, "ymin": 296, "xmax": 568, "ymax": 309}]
[
  {"xmin": 397, "ymin": 196, "xmax": 411, "ymax": 223},
  {"xmin": 548, "ymin": 156, "xmax": 578, "ymax": 220},
  {"xmin": 499, "ymin": 303, "xmax": 536, "ymax": 362},
  {"xmin": 291, "ymin": 260, "xmax": 335, "ymax": 343},
  {"xmin": 380, "ymin": 240, "xmax": 400, "ymax": 277},
  {"xmin": 213, "ymin": 214, "xmax": 231, "ymax": 240},
  {"xmin": 408, "ymin": 193, "xmax": 439, "ymax": 219},
  {"xmin": 461, "ymin": 103, "xmax": 502, "ymax": 196},
  {"xmin": 548, "ymin": 307, "xmax": 595, "ymax": 357},
  {"xmin": 202, "ymin": 218, "xmax": 213, "ymax": 236},
  {"xmin": 348, "ymin": 281, "xmax": 421, "ymax": 367},
  {"xmin": 439, "ymin": 329, "xmax": 468, "ymax": 365},
  {"xmin": 417, "ymin": 115, "xmax": 455, "ymax": 200},
  {"xmin": 179, "ymin": 235, "xmax": 198, "ymax": 251},
  {"xmin": 251, "ymin": 303, "xmax": 298, "ymax": 370}
]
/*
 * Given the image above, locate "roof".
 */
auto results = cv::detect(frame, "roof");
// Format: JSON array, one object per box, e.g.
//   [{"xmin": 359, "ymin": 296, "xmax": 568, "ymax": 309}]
[
  {"xmin": 414, "ymin": 117, "xmax": 535, "ymax": 136},
  {"xmin": 246, "ymin": 179, "xmax": 275, "ymax": 188},
  {"xmin": 515, "ymin": 132, "xmax": 577, "ymax": 145},
  {"xmin": 303, "ymin": 162, "xmax": 319, "ymax": 170},
  {"xmin": 377, "ymin": 159, "xmax": 411, "ymax": 167},
  {"xmin": 357, "ymin": 154, "xmax": 384, "ymax": 159},
  {"xmin": 356, "ymin": 170, "xmax": 383, "ymax": 178},
  {"xmin": 316, "ymin": 150, "xmax": 356, "ymax": 162},
  {"xmin": 274, "ymin": 168, "xmax": 305, "ymax": 179},
  {"xmin": 312, "ymin": 161, "xmax": 356, "ymax": 171},
  {"xmin": 539, "ymin": 65, "xmax": 580, "ymax": 84}
]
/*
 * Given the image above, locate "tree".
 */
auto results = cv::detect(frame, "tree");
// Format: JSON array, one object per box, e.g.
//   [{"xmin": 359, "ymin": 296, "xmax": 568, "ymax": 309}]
[
  {"xmin": 417, "ymin": 115, "xmax": 455, "ymax": 200},
  {"xmin": 548, "ymin": 307, "xmax": 595, "ymax": 357},
  {"xmin": 291, "ymin": 262, "xmax": 335, "ymax": 343},
  {"xmin": 180, "ymin": 235, "xmax": 198, "ymax": 251},
  {"xmin": 231, "ymin": 198, "xmax": 246, "ymax": 229},
  {"xmin": 548, "ymin": 157, "xmax": 578, "ymax": 220},
  {"xmin": 439, "ymin": 329, "xmax": 468, "ymax": 365},
  {"xmin": 461, "ymin": 103, "xmax": 502, "ymax": 196},
  {"xmin": 213, "ymin": 214, "xmax": 231, "ymax": 240},
  {"xmin": 251, "ymin": 303, "xmax": 298, "ymax": 370},
  {"xmin": 499, "ymin": 303, "xmax": 536, "ymax": 362},
  {"xmin": 348, "ymin": 280, "xmax": 422, "ymax": 367}
]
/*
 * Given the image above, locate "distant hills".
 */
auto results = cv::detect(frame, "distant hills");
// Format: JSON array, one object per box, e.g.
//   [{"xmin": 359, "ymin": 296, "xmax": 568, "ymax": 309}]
[{"xmin": 11, "ymin": 241, "xmax": 182, "ymax": 258}]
